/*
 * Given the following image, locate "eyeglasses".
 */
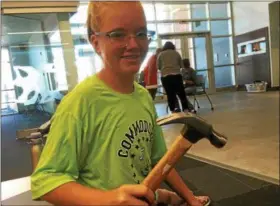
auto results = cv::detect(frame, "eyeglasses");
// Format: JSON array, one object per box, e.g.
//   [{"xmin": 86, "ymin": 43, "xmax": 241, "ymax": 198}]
[{"xmin": 94, "ymin": 30, "xmax": 152, "ymax": 48}]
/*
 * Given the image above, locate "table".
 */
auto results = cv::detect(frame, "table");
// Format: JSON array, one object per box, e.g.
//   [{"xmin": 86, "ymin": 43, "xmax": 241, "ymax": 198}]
[{"xmin": 1, "ymin": 176, "xmax": 51, "ymax": 205}]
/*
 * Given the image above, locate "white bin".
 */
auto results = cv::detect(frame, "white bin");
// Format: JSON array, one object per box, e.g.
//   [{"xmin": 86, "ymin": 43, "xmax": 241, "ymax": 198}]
[{"xmin": 245, "ymin": 82, "xmax": 268, "ymax": 93}]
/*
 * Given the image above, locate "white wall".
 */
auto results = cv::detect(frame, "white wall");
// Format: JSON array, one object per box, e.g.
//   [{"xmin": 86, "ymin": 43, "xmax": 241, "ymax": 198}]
[
  {"xmin": 232, "ymin": 1, "xmax": 279, "ymax": 87},
  {"xmin": 232, "ymin": 2, "xmax": 271, "ymax": 36}
]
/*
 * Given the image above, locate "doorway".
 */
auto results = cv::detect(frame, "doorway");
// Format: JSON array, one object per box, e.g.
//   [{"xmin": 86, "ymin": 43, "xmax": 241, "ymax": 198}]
[{"xmin": 158, "ymin": 31, "xmax": 216, "ymax": 94}]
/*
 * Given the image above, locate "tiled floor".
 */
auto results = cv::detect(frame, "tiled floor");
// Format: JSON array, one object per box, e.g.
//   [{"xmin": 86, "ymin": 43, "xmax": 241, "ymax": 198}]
[{"xmin": 155, "ymin": 91, "xmax": 279, "ymax": 184}]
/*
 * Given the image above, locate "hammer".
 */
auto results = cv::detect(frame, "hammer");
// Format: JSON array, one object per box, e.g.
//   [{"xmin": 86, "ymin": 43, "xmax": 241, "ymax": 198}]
[{"xmin": 142, "ymin": 112, "xmax": 228, "ymax": 195}]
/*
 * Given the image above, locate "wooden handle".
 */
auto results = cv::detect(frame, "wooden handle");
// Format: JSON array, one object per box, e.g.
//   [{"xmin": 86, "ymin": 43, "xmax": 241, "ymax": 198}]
[
  {"xmin": 142, "ymin": 135, "xmax": 192, "ymax": 192},
  {"xmin": 30, "ymin": 145, "xmax": 43, "ymax": 171}
]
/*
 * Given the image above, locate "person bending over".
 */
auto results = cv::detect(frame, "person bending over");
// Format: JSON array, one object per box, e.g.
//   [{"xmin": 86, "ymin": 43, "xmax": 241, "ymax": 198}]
[{"xmin": 157, "ymin": 42, "xmax": 194, "ymax": 113}]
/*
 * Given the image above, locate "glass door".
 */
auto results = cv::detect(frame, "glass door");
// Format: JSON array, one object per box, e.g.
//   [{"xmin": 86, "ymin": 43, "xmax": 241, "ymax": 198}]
[
  {"xmin": 158, "ymin": 32, "xmax": 215, "ymax": 93},
  {"xmin": 1, "ymin": 12, "xmax": 78, "ymax": 117},
  {"xmin": 192, "ymin": 36, "xmax": 211, "ymax": 90}
]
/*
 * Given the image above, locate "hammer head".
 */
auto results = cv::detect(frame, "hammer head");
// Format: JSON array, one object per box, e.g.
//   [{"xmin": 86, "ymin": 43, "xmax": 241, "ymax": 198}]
[
  {"xmin": 157, "ymin": 113, "xmax": 227, "ymax": 148},
  {"xmin": 157, "ymin": 112, "xmax": 193, "ymax": 125}
]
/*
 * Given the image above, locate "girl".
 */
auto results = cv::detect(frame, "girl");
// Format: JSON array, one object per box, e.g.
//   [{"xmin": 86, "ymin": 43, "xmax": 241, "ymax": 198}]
[{"xmin": 31, "ymin": 2, "xmax": 210, "ymax": 206}]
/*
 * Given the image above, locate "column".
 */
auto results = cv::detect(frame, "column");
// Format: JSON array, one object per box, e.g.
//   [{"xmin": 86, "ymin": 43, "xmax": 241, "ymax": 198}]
[
  {"xmin": 57, "ymin": 13, "xmax": 78, "ymax": 91},
  {"xmin": 269, "ymin": 1, "xmax": 280, "ymax": 87}
]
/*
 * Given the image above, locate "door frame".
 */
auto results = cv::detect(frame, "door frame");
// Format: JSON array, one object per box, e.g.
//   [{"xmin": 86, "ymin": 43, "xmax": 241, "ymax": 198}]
[{"xmin": 157, "ymin": 31, "xmax": 216, "ymax": 94}]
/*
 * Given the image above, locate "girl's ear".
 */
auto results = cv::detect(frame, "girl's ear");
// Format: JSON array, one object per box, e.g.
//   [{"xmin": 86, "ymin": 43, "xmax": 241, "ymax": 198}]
[{"xmin": 90, "ymin": 35, "xmax": 101, "ymax": 55}]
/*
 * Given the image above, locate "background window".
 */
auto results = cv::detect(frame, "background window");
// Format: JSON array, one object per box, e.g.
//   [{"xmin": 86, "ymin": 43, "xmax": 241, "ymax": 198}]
[
  {"xmin": 143, "ymin": 3, "xmax": 156, "ymax": 21},
  {"xmin": 210, "ymin": 20, "xmax": 231, "ymax": 36},
  {"xmin": 68, "ymin": 2, "xmax": 235, "ymax": 90},
  {"xmin": 190, "ymin": 3, "xmax": 207, "ymax": 19},
  {"xmin": 209, "ymin": 3, "xmax": 230, "ymax": 18},
  {"xmin": 214, "ymin": 66, "xmax": 235, "ymax": 88},
  {"xmin": 192, "ymin": 21, "xmax": 208, "ymax": 32},
  {"xmin": 212, "ymin": 37, "xmax": 234, "ymax": 66},
  {"xmin": 157, "ymin": 23, "xmax": 191, "ymax": 34},
  {"xmin": 147, "ymin": 23, "xmax": 156, "ymax": 32},
  {"xmin": 193, "ymin": 37, "xmax": 207, "ymax": 70},
  {"xmin": 155, "ymin": 3, "xmax": 190, "ymax": 20}
]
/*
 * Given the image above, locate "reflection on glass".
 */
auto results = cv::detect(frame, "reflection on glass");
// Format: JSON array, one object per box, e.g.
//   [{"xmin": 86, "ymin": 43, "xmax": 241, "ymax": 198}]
[
  {"xmin": 212, "ymin": 37, "xmax": 233, "ymax": 66},
  {"xmin": 155, "ymin": 3, "xmax": 190, "ymax": 20},
  {"xmin": 192, "ymin": 21, "xmax": 208, "ymax": 32},
  {"xmin": 214, "ymin": 66, "xmax": 235, "ymax": 88},
  {"xmin": 190, "ymin": 4, "xmax": 207, "ymax": 19},
  {"xmin": 210, "ymin": 20, "xmax": 231, "ymax": 36},
  {"xmin": 209, "ymin": 3, "xmax": 229, "ymax": 18},
  {"xmin": 2, "ymin": 13, "xmax": 71, "ymax": 117}
]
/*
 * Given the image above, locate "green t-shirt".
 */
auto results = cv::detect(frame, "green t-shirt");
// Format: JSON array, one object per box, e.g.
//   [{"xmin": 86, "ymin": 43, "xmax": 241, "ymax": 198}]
[{"xmin": 31, "ymin": 74, "xmax": 167, "ymax": 200}]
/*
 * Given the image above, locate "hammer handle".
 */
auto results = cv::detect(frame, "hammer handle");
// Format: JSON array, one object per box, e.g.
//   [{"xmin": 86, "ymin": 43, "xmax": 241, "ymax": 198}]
[{"xmin": 142, "ymin": 135, "xmax": 193, "ymax": 192}]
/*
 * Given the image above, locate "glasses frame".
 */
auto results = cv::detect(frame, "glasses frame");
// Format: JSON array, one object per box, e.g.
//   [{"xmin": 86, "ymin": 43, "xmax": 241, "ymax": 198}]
[{"xmin": 94, "ymin": 29, "xmax": 154, "ymax": 47}]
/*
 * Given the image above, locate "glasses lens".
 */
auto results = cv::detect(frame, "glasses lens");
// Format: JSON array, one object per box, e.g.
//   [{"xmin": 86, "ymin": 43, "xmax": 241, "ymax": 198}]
[
  {"xmin": 136, "ymin": 31, "xmax": 148, "ymax": 39},
  {"xmin": 108, "ymin": 31, "xmax": 150, "ymax": 47},
  {"xmin": 108, "ymin": 31, "xmax": 127, "ymax": 47},
  {"xmin": 108, "ymin": 31, "xmax": 126, "ymax": 40}
]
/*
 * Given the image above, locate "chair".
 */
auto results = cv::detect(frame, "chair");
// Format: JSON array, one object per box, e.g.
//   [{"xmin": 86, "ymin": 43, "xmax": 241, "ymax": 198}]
[
  {"xmin": 22, "ymin": 93, "xmax": 45, "ymax": 117},
  {"xmin": 188, "ymin": 74, "xmax": 214, "ymax": 112},
  {"xmin": 17, "ymin": 120, "xmax": 51, "ymax": 171},
  {"xmin": 34, "ymin": 94, "xmax": 45, "ymax": 113},
  {"xmin": 165, "ymin": 74, "xmax": 214, "ymax": 113}
]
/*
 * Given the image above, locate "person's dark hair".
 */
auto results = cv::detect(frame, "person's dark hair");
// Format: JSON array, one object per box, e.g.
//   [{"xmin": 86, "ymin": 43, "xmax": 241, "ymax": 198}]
[
  {"xmin": 162, "ymin": 41, "xmax": 175, "ymax": 51},
  {"xmin": 183, "ymin": 58, "xmax": 191, "ymax": 68}
]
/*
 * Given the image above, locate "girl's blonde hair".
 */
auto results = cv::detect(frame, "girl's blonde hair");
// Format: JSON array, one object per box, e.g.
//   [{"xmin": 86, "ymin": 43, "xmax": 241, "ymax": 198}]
[{"xmin": 86, "ymin": 1, "xmax": 144, "ymax": 40}]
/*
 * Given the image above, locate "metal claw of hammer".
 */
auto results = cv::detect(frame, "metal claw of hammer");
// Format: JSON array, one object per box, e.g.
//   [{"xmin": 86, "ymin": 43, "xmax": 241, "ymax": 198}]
[
  {"xmin": 141, "ymin": 112, "xmax": 228, "ymax": 193},
  {"xmin": 157, "ymin": 112, "xmax": 227, "ymax": 148}
]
